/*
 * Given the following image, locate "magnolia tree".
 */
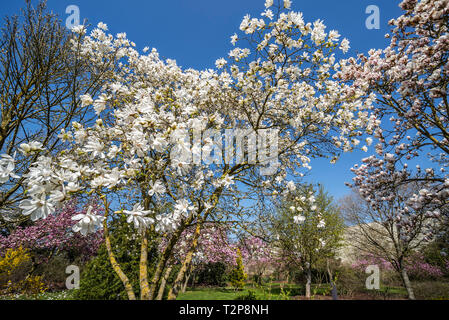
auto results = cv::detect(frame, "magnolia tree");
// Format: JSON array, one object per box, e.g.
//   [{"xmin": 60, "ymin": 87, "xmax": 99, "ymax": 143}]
[
  {"xmin": 341, "ymin": 189, "xmax": 435, "ymax": 300},
  {"xmin": 339, "ymin": 0, "xmax": 449, "ymax": 239},
  {"xmin": 15, "ymin": 0, "xmax": 377, "ymax": 300},
  {"xmin": 270, "ymin": 184, "xmax": 344, "ymax": 298},
  {"xmin": 340, "ymin": 0, "xmax": 449, "ymax": 300}
]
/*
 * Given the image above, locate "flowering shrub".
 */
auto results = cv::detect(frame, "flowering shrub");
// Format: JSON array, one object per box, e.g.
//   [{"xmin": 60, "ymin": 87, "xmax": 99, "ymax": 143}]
[
  {"xmin": 0, "ymin": 200, "xmax": 103, "ymax": 264},
  {"xmin": 405, "ymin": 253, "xmax": 444, "ymax": 280},
  {"xmin": 351, "ymin": 254, "xmax": 393, "ymax": 272},
  {"xmin": 0, "ymin": 247, "xmax": 47, "ymax": 295},
  {"xmin": 352, "ymin": 252, "xmax": 444, "ymax": 281},
  {"xmin": 0, "ymin": 247, "xmax": 30, "ymax": 274}
]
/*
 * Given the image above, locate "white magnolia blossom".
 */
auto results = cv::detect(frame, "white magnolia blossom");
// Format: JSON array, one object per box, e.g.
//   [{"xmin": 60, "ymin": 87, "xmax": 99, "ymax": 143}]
[
  {"xmin": 19, "ymin": 193, "xmax": 55, "ymax": 221},
  {"xmin": 221, "ymin": 175, "xmax": 235, "ymax": 188},
  {"xmin": 148, "ymin": 180, "xmax": 166, "ymax": 197},
  {"xmin": 19, "ymin": 141, "xmax": 43, "ymax": 155},
  {"xmin": 287, "ymin": 181, "xmax": 296, "ymax": 192},
  {"xmin": 71, "ymin": 206, "xmax": 105, "ymax": 236},
  {"xmin": 317, "ymin": 219, "xmax": 326, "ymax": 228},
  {"xmin": 0, "ymin": 153, "xmax": 19, "ymax": 183},
  {"xmin": 80, "ymin": 94, "xmax": 93, "ymax": 107},
  {"xmin": 293, "ymin": 214, "xmax": 306, "ymax": 224},
  {"xmin": 174, "ymin": 199, "xmax": 194, "ymax": 217},
  {"xmin": 124, "ymin": 203, "xmax": 154, "ymax": 231}
]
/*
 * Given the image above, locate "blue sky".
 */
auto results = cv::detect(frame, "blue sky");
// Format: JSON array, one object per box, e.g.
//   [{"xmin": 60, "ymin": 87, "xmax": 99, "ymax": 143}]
[{"xmin": 0, "ymin": 0, "xmax": 404, "ymax": 200}]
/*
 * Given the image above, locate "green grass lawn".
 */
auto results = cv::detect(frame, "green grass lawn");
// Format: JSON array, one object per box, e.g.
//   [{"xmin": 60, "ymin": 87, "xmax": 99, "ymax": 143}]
[
  {"xmin": 176, "ymin": 283, "xmax": 413, "ymax": 300},
  {"xmin": 176, "ymin": 283, "xmax": 310, "ymax": 300}
]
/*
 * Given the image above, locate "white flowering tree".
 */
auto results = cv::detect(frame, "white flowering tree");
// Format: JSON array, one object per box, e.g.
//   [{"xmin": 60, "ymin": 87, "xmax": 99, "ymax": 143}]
[
  {"xmin": 17, "ymin": 1, "xmax": 377, "ymax": 300},
  {"xmin": 270, "ymin": 184, "xmax": 344, "ymax": 298}
]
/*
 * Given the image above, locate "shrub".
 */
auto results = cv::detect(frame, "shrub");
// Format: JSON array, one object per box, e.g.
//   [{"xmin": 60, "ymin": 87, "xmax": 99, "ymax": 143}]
[
  {"xmin": 235, "ymin": 290, "xmax": 258, "ymax": 300},
  {"xmin": 228, "ymin": 248, "xmax": 247, "ymax": 290},
  {"xmin": 422, "ymin": 242, "xmax": 449, "ymax": 277},
  {"xmin": 413, "ymin": 281, "xmax": 449, "ymax": 300},
  {"xmin": 0, "ymin": 247, "xmax": 47, "ymax": 295},
  {"xmin": 334, "ymin": 266, "xmax": 365, "ymax": 297},
  {"xmin": 405, "ymin": 253, "xmax": 444, "ymax": 281},
  {"xmin": 195, "ymin": 262, "xmax": 228, "ymax": 287},
  {"xmin": 0, "ymin": 201, "xmax": 103, "ymax": 291}
]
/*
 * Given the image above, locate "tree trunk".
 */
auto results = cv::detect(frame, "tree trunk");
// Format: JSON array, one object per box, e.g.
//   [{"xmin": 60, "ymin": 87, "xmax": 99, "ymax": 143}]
[
  {"xmin": 305, "ymin": 267, "xmax": 312, "ymax": 298},
  {"xmin": 139, "ymin": 230, "xmax": 150, "ymax": 300},
  {"xmin": 148, "ymin": 223, "xmax": 187, "ymax": 299},
  {"xmin": 191, "ymin": 270, "xmax": 196, "ymax": 287},
  {"xmin": 167, "ymin": 220, "xmax": 203, "ymax": 300},
  {"xmin": 102, "ymin": 199, "xmax": 136, "ymax": 300},
  {"xmin": 326, "ymin": 259, "xmax": 338, "ymax": 300},
  {"xmin": 156, "ymin": 265, "xmax": 172, "ymax": 300},
  {"xmin": 181, "ymin": 271, "xmax": 191, "ymax": 294},
  {"xmin": 400, "ymin": 268, "xmax": 415, "ymax": 300},
  {"xmin": 166, "ymin": 188, "xmax": 222, "ymax": 300}
]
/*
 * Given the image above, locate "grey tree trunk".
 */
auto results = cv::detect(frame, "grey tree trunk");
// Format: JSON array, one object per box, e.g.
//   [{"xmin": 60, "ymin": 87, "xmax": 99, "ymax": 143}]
[
  {"xmin": 156, "ymin": 265, "xmax": 173, "ymax": 300},
  {"xmin": 327, "ymin": 260, "xmax": 338, "ymax": 300},
  {"xmin": 401, "ymin": 268, "xmax": 415, "ymax": 300},
  {"xmin": 181, "ymin": 272, "xmax": 191, "ymax": 294},
  {"xmin": 305, "ymin": 267, "xmax": 312, "ymax": 298}
]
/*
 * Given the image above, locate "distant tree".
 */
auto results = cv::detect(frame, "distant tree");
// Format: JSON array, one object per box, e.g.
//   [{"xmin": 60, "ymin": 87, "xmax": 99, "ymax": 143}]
[
  {"xmin": 271, "ymin": 184, "xmax": 344, "ymax": 298},
  {"xmin": 340, "ymin": 187, "xmax": 435, "ymax": 300},
  {"xmin": 239, "ymin": 236, "xmax": 274, "ymax": 285}
]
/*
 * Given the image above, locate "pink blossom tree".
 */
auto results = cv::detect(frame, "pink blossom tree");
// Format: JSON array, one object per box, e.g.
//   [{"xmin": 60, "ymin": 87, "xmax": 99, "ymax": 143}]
[
  {"xmin": 239, "ymin": 236, "xmax": 275, "ymax": 284},
  {"xmin": 0, "ymin": 199, "xmax": 103, "ymax": 264},
  {"xmin": 156, "ymin": 223, "xmax": 237, "ymax": 298},
  {"xmin": 338, "ymin": 0, "xmax": 449, "ymax": 232},
  {"xmin": 338, "ymin": 0, "xmax": 449, "ymax": 299}
]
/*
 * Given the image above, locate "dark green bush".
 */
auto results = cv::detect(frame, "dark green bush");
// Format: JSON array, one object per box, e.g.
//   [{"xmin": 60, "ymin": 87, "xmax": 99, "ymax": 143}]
[
  {"xmin": 195, "ymin": 262, "xmax": 228, "ymax": 287},
  {"xmin": 36, "ymin": 253, "xmax": 86, "ymax": 291}
]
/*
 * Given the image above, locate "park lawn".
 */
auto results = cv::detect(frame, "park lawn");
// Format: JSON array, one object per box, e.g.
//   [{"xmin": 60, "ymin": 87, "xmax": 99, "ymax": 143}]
[
  {"xmin": 176, "ymin": 283, "xmax": 413, "ymax": 300},
  {"xmin": 176, "ymin": 283, "xmax": 307, "ymax": 300}
]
